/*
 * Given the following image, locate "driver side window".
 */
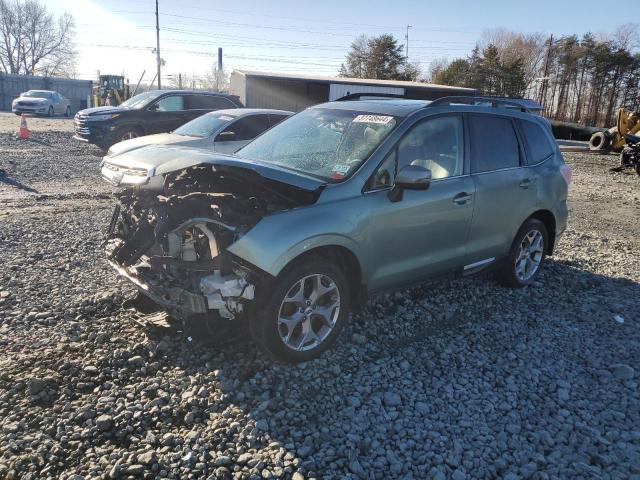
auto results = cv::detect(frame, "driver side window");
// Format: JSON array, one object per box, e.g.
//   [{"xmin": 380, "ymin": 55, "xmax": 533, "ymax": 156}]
[
  {"xmin": 397, "ymin": 115, "xmax": 464, "ymax": 180},
  {"xmin": 155, "ymin": 95, "xmax": 184, "ymax": 112}
]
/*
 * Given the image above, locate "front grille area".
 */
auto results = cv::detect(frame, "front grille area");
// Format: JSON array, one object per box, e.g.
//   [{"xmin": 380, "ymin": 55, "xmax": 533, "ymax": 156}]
[{"xmin": 74, "ymin": 113, "xmax": 92, "ymax": 136}]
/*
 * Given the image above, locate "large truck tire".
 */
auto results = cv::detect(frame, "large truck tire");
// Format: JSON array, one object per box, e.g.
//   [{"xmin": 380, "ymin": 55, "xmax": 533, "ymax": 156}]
[{"xmin": 589, "ymin": 131, "xmax": 611, "ymax": 152}]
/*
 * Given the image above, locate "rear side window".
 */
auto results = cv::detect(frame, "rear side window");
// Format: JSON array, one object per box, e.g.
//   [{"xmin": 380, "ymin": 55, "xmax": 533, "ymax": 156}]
[
  {"xmin": 518, "ymin": 119, "xmax": 555, "ymax": 164},
  {"xmin": 188, "ymin": 95, "xmax": 236, "ymax": 110},
  {"xmin": 269, "ymin": 114, "xmax": 290, "ymax": 126},
  {"xmin": 469, "ymin": 115, "xmax": 520, "ymax": 173},
  {"xmin": 222, "ymin": 114, "xmax": 271, "ymax": 141}
]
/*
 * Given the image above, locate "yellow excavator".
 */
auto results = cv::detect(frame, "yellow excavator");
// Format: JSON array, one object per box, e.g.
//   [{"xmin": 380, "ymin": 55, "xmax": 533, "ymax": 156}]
[
  {"xmin": 91, "ymin": 75, "xmax": 130, "ymax": 107},
  {"xmin": 589, "ymin": 107, "xmax": 640, "ymax": 152}
]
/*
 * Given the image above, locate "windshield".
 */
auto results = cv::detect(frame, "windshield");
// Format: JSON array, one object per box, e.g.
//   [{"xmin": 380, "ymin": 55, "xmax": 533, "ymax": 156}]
[
  {"xmin": 119, "ymin": 91, "xmax": 162, "ymax": 110},
  {"xmin": 235, "ymin": 108, "xmax": 398, "ymax": 181},
  {"xmin": 174, "ymin": 112, "xmax": 237, "ymax": 137},
  {"xmin": 24, "ymin": 91, "xmax": 50, "ymax": 99}
]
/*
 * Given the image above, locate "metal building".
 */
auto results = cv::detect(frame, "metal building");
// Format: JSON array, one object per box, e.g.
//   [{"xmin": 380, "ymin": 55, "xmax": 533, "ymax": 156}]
[{"xmin": 230, "ymin": 70, "xmax": 477, "ymax": 112}]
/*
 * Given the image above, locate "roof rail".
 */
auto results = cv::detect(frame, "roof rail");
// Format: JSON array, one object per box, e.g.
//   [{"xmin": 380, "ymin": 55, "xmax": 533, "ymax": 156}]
[
  {"xmin": 334, "ymin": 92, "xmax": 407, "ymax": 101},
  {"xmin": 427, "ymin": 96, "xmax": 540, "ymax": 113}
]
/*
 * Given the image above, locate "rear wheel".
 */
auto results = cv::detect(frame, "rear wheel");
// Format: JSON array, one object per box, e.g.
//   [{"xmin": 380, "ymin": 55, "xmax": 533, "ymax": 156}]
[
  {"xmin": 250, "ymin": 256, "xmax": 350, "ymax": 362},
  {"xmin": 47, "ymin": 106, "xmax": 54, "ymax": 117},
  {"xmin": 497, "ymin": 218, "xmax": 548, "ymax": 288},
  {"xmin": 65, "ymin": 106, "xmax": 71, "ymax": 117}
]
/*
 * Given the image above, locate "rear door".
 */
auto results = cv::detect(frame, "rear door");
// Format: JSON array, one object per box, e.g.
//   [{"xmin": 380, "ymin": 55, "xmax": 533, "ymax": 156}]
[
  {"xmin": 146, "ymin": 94, "xmax": 187, "ymax": 133},
  {"xmin": 214, "ymin": 114, "xmax": 271, "ymax": 153},
  {"xmin": 466, "ymin": 114, "xmax": 538, "ymax": 265},
  {"xmin": 186, "ymin": 95, "xmax": 238, "ymax": 122}
]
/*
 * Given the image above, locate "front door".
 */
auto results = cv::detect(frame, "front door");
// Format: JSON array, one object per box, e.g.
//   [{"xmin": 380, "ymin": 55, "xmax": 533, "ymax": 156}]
[
  {"xmin": 146, "ymin": 94, "xmax": 188, "ymax": 134},
  {"xmin": 363, "ymin": 114, "xmax": 476, "ymax": 291}
]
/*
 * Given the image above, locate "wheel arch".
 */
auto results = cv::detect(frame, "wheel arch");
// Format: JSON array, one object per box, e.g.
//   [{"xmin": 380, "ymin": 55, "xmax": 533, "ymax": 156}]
[
  {"xmin": 527, "ymin": 209, "xmax": 556, "ymax": 254},
  {"xmin": 280, "ymin": 245, "xmax": 365, "ymax": 307}
]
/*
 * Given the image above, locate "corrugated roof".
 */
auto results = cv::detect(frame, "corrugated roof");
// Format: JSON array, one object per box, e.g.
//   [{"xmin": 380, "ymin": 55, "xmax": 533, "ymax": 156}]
[{"xmin": 232, "ymin": 70, "xmax": 475, "ymax": 92}]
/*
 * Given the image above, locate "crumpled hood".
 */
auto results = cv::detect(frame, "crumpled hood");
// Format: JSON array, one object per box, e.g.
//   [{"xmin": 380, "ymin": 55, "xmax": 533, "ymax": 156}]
[
  {"xmin": 108, "ymin": 133, "xmax": 203, "ymax": 157},
  {"xmin": 109, "ymin": 144, "xmax": 326, "ymax": 193}
]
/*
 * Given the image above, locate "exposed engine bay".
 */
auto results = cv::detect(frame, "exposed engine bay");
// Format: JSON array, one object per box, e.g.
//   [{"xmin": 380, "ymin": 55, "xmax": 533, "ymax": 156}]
[{"xmin": 105, "ymin": 163, "xmax": 320, "ymax": 323}]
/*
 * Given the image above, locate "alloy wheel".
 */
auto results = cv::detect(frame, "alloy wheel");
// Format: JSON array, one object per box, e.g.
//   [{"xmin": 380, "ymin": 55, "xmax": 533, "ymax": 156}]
[
  {"xmin": 515, "ymin": 229, "xmax": 544, "ymax": 281},
  {"xmin": 277, "ymin": 274, "xmax": 340, "ymax": 352},
  {"xmin": 121, "ymin": 131, "xmax": 139, "ymax": 141}
]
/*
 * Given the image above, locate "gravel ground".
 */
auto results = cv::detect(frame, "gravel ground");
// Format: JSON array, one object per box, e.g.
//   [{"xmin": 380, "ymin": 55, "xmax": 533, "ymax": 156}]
[{"xmin": 1, "ymin": 120, "xmax": 639, "ymax": 480}]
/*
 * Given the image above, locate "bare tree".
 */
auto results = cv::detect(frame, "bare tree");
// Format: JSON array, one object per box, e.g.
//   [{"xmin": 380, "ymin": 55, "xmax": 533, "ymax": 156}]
[
  {"xmin": 478, "ymin": 28, "xmax": 546, "ymax": 94},
  {"xmin": 199, "ymin": 66, "xmax": 230, "ymax": 92},
  {"xmin": 0, "ymin": 0, "xmax": 75, "ymax": 76}
]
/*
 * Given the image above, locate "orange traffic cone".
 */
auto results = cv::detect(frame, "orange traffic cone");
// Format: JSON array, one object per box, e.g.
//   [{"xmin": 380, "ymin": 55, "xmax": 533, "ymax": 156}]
[{"xmin": 19, "ymin": 114, "xmax": 29, "ymax": 139}]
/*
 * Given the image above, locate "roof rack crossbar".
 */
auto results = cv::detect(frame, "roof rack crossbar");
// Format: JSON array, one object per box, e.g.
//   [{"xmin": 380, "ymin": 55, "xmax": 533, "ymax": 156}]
[
  {"xmin": 427, "ymin": 96, "xmax": 533, "ymax": 113},
  {"xmin": 335, "ymin": 92, "xmax": 408, "ymax": 101}
]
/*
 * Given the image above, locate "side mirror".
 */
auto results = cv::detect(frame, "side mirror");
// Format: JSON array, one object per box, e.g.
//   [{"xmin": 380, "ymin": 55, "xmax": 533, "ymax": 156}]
[
  {"xmin": 148, "ymin": 103, "xmax": 159, "ymax": 111},
  {"xmin": 217, "ymin": 131, "xmax": 236, "ymax": 141},
  {"xmin": 388, "ymin": 165, "xmax": 431, "ymax": 202}
]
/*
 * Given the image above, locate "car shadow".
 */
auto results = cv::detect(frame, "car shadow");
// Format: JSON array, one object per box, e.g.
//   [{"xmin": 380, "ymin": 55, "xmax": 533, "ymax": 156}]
[
  {"xmin": 106, "ymin": 258, "xmax": 640, "ymax": 477},
  {"xmin": 0, "ymin": 169, "xmax": 39, "ymax": 193}
]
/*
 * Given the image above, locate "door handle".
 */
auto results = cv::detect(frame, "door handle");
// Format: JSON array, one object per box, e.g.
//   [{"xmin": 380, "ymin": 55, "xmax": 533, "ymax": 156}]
[
  {"xmin": 519, "ymin": 178, "xmax": 537, "ymax": 189},
  {"xmin": 453, "ymin": 192, "xmax": 472, "ymax": 205}
]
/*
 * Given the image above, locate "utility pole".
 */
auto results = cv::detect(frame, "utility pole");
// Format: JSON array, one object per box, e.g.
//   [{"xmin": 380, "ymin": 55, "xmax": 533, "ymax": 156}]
[
  {"xmin": 405, "ymin": 25, "xmax": 412, "ymax": 59},
  {"xmin": 216, "ymin": 48, "xmax": 223, "ymax": 92},
  {"xmin": 155, "ymin": 0, "xmax": 161, "ymax": 89},
  {"xmin": 538, "ymin": 34, "xmax": 553, "ymax": 110},
  {"xmin": 178, "ymin": 73, "xmax": 182, "ymax": 89}
]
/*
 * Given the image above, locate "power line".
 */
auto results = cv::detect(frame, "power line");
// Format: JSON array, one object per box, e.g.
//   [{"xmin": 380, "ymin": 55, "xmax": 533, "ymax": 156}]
[{"xmin": 102, "ymin": 1, "xmax": 482, "ymax": 34}]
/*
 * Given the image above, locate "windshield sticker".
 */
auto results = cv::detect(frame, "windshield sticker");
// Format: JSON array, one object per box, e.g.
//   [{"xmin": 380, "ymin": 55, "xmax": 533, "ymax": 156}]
[
  {"xmin": 332, "ymin": 164, "xmax": 351, "ymax": 174},
  {"xmin": 353, "ymin": 114, "xmax": 393, "ymax": 124},
  {"xmin": 330, "ymin": 164, "xmax": 351, "ymax": 180},
  {"xmin": 218, "ymin": 115, "xmax": 234, "ymax": 121}
]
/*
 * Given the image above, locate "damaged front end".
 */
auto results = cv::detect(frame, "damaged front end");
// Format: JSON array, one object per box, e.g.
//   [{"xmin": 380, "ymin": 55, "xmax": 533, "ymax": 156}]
[{"xmin": 105, "ymin": 162, "xmax": 321, "ymax": 324}]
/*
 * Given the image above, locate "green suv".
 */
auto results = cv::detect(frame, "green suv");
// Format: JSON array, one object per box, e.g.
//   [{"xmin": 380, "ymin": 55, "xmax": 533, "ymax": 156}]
[{"xmin": 104, "ymin": 96, "xmax": 571, "ymax": 362}]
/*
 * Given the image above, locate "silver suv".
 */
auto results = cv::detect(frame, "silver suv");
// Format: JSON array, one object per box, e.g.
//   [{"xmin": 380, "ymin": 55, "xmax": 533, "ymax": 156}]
[{"xmin": 104, "ymin": 96, "xmax": 571, "ymax": 362}]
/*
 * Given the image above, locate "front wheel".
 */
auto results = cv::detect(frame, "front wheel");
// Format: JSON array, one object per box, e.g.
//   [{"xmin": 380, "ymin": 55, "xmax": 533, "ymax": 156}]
[
  {"xmin": 250, "ymin": 256, "xmax": 350, "ymax": 362},
  {"xmin": 497, "ymin": 218, "xmax": 548, "ymax": 288},
  {"xmin": 47, "ymin": 106, "xmax": 54, "ymax": 117},
  {"xmin": 119, "ymin": 128, "xmax": 141, "ymax": 142},
  {"xmin": 65, "ymin": 106, "xmax": 71, "ymax": 117}
]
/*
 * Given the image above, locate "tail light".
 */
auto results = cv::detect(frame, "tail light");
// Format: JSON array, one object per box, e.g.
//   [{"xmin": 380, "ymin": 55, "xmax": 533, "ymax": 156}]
[{"xmin": 560, "ymin": 164, "xmax": 572, "ymax": 186}]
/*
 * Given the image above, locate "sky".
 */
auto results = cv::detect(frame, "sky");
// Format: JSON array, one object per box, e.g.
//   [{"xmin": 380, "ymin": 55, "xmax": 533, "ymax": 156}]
[{"xmin": 45, "ymin": 0, "xmax": 634, "ymax": 85}]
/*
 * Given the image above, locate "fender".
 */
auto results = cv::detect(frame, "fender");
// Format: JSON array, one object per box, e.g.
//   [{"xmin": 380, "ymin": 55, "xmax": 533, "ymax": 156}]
[{"xmin": 226, "ymin": 204, "xmax": 364, "ymax": 278}]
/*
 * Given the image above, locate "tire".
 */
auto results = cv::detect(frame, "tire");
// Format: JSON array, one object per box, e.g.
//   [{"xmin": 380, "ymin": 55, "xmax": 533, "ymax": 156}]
[
  {"xmin": 635, "ymin": 164, "xmax": 640, "ymax": 176},
  {"xmin": 497, "ymin": 218, "xmax": 548, "ymax": 288},
  {"xmin": 589, "ymin": 131, "xmax": 610, "ymax": 151},
  {"xmin": 65, "ymin": 106, "xmax": 71, "ymax": 117},
  {"xmin": 116, "ymin": 127, "xmax": 142, "ymax": 143},
  {"xmin": 250, "ymin": 256, "xmax": 351, "ymax": 362},
  {"xmin": 47, "ymin": 106, "xmax": 54, "ymax": 117},
  {"xmin": 620, "ymin": 150, "xmax": 630, "ymax": 168}
]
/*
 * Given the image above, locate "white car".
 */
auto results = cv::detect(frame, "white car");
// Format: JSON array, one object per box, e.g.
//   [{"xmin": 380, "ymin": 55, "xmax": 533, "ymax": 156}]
[
  {"xmin": 12, "ymin": 90, "xmax": 72, "ymax": 117},
  {"xmin": 106, "ymin": 108, "xmax": 293, "ymax": 158}
]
